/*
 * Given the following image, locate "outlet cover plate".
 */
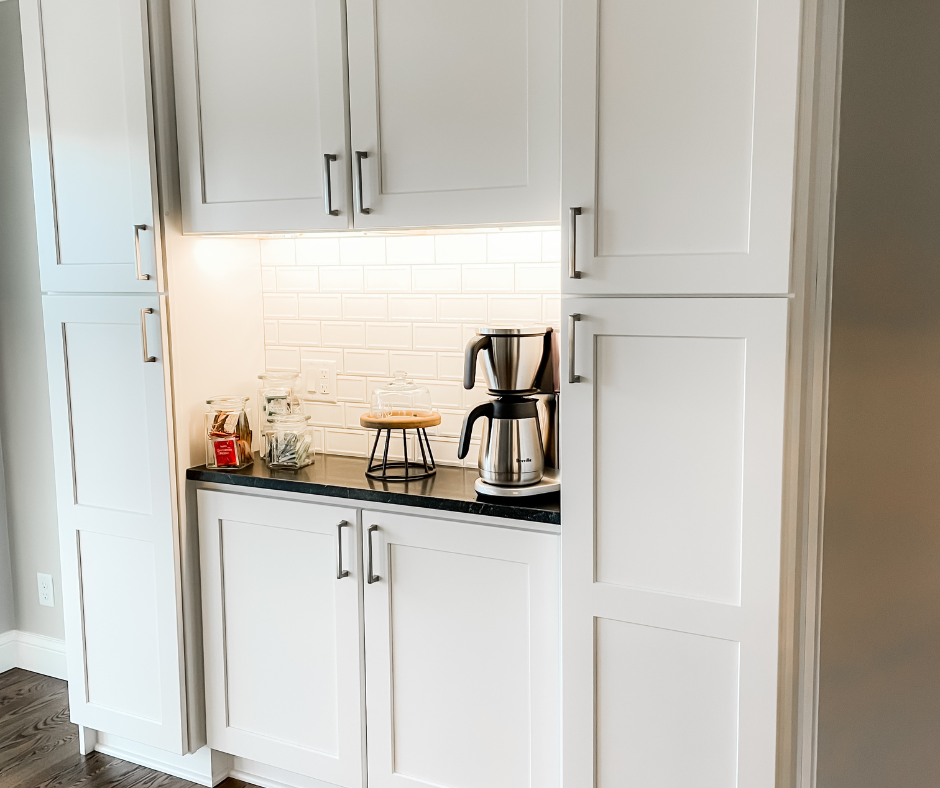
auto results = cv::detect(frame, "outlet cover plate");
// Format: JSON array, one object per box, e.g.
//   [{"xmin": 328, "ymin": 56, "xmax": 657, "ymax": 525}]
[
  {"xmin": 37, "ymin": 573, "xmax": 55, "ymax": 607},
  {"xmin": 301, "ymin": 360, "xmax": 338, "ymax": 403}
]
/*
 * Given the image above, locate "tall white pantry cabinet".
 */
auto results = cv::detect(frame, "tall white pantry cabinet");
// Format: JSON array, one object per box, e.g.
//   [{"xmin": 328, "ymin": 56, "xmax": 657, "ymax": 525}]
[{"xmin": 559, "ymin": 0, "xmax": 804, "ymax": 787}]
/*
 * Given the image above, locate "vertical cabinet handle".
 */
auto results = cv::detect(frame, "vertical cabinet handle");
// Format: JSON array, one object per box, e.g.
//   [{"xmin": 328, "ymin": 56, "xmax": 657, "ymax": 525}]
[
  {"xmin": 134, "ymin": 224, "xmax": 151, "ymax": 281},
  {"xmin": 367, "ymin": 524, "xmax": 380, "ymax": 584},
  {"xmin": 336, "ymin": 521, "xmax": 349, "ymax": 579},
  {"xmin": 568, "ymin": 207, "xmax": 582, "ymax": 279},
  {"xmin": 323, "ymin": 154, "xmax": 339, "ymax": 216},
  {"xmin": 354, "ymin": 151, "xmax": 371, "ymax": 215},
  {"xmin": 568, "ymin": 313, "xmax": 580, "ymax": 384},
  {"xmin": 140, "ymin": 308, "xmax": 156, "ymax": 363}
]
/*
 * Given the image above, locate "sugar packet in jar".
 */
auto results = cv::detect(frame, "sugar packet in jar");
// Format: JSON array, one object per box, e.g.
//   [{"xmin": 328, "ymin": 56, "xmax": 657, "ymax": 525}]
[{"xmin": 205, "ymin": 396, "xmax": 253, "ymax": 469}]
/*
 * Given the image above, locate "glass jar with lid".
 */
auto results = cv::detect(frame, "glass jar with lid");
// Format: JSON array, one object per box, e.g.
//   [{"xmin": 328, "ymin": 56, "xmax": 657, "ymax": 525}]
[
  {"xmin": 205, "ymin": 396, "xmax": 253, "ymax": 469},
  {"xmin": 262, "ymin": 414, "xmax": 315, "ymax": 469},
  {"xmin": 258, "ymin": 372, "xmax": 300, "ymax": 426},
  {"xmin": 370, "ymin": 371, "xmax": 434, "ymax": 418}
]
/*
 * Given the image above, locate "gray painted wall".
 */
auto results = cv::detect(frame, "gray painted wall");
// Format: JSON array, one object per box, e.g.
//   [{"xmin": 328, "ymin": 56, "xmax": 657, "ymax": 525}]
[
  {"xmin": 0, "ymin": 0, "xmax": 64, "ymax": 640},
  {"xmin": 816, "ymin": 0, "xmax": 940, "ymax": 784},
  {"xmin": 0, "ymin": 436, "xmax": 15, "ymax": 633}
]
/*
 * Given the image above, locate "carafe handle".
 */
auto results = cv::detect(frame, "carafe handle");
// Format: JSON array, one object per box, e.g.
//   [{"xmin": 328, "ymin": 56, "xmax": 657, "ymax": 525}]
[
  {"xmin": 463, "ymin": 335, "xmax": 490, "ymax": 390},
  {"xmin": 458, "ymin": 401, "xmax": 494, "ymax": 459}
]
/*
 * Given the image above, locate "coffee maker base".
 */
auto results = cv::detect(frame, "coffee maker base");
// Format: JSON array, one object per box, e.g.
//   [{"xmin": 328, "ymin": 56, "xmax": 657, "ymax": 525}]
[{"xmin": 474, "ymin": 473, "xmax": 560, "ymax": 498}]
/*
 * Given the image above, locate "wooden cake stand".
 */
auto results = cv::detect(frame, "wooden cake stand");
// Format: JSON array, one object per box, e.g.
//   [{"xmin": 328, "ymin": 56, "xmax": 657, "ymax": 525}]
[{"xmin": 360, "ymin": 410, "xmax": 442, "ymax": 481}]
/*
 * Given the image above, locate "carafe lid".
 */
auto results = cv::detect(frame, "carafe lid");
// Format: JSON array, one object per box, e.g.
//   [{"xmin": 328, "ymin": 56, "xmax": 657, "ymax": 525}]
[{"xmin": 477, "ymin": 324, "xmax": 550, "ymax": 337}]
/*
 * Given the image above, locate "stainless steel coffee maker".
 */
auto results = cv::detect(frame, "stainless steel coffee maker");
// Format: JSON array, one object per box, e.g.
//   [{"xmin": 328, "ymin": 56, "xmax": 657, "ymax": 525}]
[{"xmin": 458, "ymin": 325, "xmax": 560, "ymax": 497}]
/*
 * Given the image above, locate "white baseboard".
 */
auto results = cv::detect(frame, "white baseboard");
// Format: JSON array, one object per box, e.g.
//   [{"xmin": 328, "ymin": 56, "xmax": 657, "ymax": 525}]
[
  {"xmin": 0, "ymin": 630, "xmax": 67, "ymax": 679},
  {"xmin": 94, "ymin": 733, "xmax": 231, "ymax": 787}
]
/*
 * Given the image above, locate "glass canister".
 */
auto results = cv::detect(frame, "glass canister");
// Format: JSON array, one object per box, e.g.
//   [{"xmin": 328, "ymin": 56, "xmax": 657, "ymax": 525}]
[
  {"xmin": 258, "ymin": 372, "xmax": 300, "ymax": 425},
  {"xmin": 263, "ymin": 414, "xmax": 315, "ymax": 469},
  {"xmin": 370, "ymin": 370, "xmax": 434, "ymax": 418},
  {"xmin": 205, "ymin": 396, "xmax": 253, "ymax": 469}
]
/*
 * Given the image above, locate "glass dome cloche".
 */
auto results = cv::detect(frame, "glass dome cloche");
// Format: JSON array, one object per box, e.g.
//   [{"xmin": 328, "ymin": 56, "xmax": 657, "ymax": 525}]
[{"xmin": 369, "ymin": 370, "xmax": 435, "ymax": 418}]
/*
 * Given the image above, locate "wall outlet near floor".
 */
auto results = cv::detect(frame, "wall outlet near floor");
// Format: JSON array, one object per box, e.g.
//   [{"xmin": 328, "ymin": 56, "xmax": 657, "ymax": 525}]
[
  {"xmin": 302, "ymin": 360, "xmax": 338, "ymax": 404},
  {"xmin": 37, "ymin": 573, "xmax": 55, "ymax": 607}
]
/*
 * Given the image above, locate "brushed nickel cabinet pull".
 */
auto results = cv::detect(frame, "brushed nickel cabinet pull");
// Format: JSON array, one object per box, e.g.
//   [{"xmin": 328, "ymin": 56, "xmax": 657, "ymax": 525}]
[
  {"xmin": 336, "ymin": 521, "xmax": 349, "ymax": 579},
  {"xmin": 134, "ymin": 224, "xmax": 151, "ymax": 281},
  {"xmin": 367, "ymin": 524, "xmax": 380, "ymax": 583},
  {"xmin": 568, "ymin": 313, "xmax": 581, "ymax": 384},
  {"xmin": 140, "ymin": 308, "xmax": 156, "ymax": 363},
  {"xmin": 354, "ymin": 151, "xmax": 371, "ymax": 215},
  {"xmin": 568, "ymin": 207, "xmax": 582, "ymax": 279}
]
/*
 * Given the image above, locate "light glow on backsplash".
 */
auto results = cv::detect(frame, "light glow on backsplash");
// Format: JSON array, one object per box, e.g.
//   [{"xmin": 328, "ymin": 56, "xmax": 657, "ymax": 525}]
[{"xmin": 258, "ymin": 226, "xmax": 561, "ymax": 465}]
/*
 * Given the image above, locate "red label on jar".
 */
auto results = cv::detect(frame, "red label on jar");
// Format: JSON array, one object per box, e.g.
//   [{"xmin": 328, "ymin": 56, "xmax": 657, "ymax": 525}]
[{"xmin": 213, "ymin": 439, "xmax": 238, "ymax": 467}]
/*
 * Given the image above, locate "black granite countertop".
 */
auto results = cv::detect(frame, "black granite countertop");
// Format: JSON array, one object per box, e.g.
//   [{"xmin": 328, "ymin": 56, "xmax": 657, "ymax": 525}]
[{"xmin": 187, "ymin": 453, "xmax": 560, "ymax": 526}]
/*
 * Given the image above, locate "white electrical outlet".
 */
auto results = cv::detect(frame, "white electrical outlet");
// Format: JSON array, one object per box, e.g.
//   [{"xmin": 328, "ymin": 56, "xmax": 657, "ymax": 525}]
[
  {"xmin": 301, "ymin": 359, "xmax": 338, "ymax": 403},
  {"xmin": 37, "ymin": 573, "xmax": 55, "ymax": 607}
]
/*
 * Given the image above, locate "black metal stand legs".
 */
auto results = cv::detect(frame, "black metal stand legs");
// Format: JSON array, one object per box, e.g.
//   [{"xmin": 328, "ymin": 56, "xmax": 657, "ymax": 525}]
[{"xmin": 365, "ymin": 427, "xmax": 437, "ymax": 481}]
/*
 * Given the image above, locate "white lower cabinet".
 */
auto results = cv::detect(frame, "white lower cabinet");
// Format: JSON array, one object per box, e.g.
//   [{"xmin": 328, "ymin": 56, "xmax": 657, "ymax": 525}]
[
  {"xmin": 361, "ymin": 510, "xmax": 560, "ymax": 788},
  {"xmin": 197, "ymin": 491, "xmax": 559, "ymax": 788},
  {"xmin": 197, "ymin": 492, "xmax": 365, "ymax": 787}
]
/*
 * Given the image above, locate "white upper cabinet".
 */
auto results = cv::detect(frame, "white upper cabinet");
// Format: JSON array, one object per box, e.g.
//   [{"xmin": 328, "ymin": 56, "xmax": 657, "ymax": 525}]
[
  {"xmin": 19, "ymin": 0, "xmax": 162, "ymax": 292},
  {"xmin": 345, "ymin": 0, "xmax": 559, "ymax": 229},
  {"xmin": 562, "ymin": 0, "xmax": 802, "ymax": 294},
  {"xmin": 561, "ymin": 298, "xmax": 788, "ymax": 787},
  {"xmin": 42, "ymin": 295, "xmax": 186, "ymax": 752},
  {"xmin": 170, "ymin": 0, "xmax": 351, "ymax": 233}
]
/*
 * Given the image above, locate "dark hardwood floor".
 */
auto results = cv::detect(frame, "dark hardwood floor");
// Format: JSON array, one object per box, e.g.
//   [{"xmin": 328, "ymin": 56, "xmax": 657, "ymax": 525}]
[{"xmin": 0, "ymin": 668, "xmax": 257, "ymax": 788}]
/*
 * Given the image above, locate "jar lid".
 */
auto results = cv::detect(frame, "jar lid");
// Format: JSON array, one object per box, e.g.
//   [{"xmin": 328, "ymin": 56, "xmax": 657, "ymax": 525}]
[
  {"xmin": 258, "ymin": 372, "xmax": 298, "ymax": 382},
  {"xmin": 206, "ymin": 395, "xmax": 249, "ymax": 407},
  {"xmin": 478, "ymin": 324, "xmax": 550, "ymax": 337},
  {"xmin": 268, "ymin": 414, "xmax": 310, "ymax": 426}
]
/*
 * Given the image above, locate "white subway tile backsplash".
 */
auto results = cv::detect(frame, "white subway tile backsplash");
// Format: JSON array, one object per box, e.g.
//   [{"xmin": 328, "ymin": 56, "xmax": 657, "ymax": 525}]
[
  {"xmin": 261, "ymin": 238, "xmax": 295, "ymax": 266},
  {"xmin": 435, "ymin": 233, "xmax": 486, "ymax": 263},
  {"xmin": 425, "ymin": 436, "xmax": 462, "ymax": 467},
  {"xmin": 261, "ymin": 267, "xmax": 277, "ymax": 291},
  {"xmin": 437, "ymin": 353, "xmax": 464, "ymax": 381},
  {"xmin": 278, "ymin": 320, "xmax": 321, "ymax": 346},
  {"xmin": 296, "ymin": 237, "xmax": 339, "ymax": 265},
  {"xmin": 325, "ymin": 428, "xmax": 369, "ymax": 457},
  {"xmin": 366, "ymin": 322, "xmax": 412, "ymax": 349},
  {"xmin": 435, "ymin": 409, "xmax": 466, "ymax": 438},
  {"xmin": 386, "ymin": 235, "xmax": 435, "ymax": 264},
  {"xmin": 462, "ymin": 264, "xmax": 514, "ymax": 293},
  {"xmin": 486, "ymin": 231, "xmax": 541, "ymax": 263},
  {"xmin": 263, "ymin": 293, "xmax": 298, "ymax": 319},
  {"xmin": 305, "ymin": 401, "xmax": 345, "ymax": 427},
  {"xmin": 319, "ymin": 266, "xmax": 363, "ymax": 292},
  {"xmin": 337, "ymin": 376, "xmax": 367, "ymax": 402},
  {"xmin": 515, "ymin": 263, "xmax": 561, "ymax": 292},
  {"xmin": 462, "ymin": 324, "xmax": 481, "ymax": 344},
  {"xmin": 342, "ymin": 294, "xmax": 388, "ymax": 321},
  {"xmin": 299, "ymin": 294, "xmax": 343, "ymax": 320},
  {"xmin": 389, "ymin": 294, "xmax": 436, "ymax": 322},
  {"xmin": 340, "ymin": 236, "xmax": 386, "ymax": 265},
  {"xmin": 345, "ymin": 349, "xmax": 389, "ymax": 376},
  {"xmin": 263, "ymin": 320, "xmax": 278, "ymax": 344},
  {"xmin": 322, "ymin": 321, "xmax": 365, "ymax": 347},
  {"xmin": 424, "ymin": 381, "xmax": 462, "ymax": 409},
  {"xmin": 437, "ymin": 295, "xmax": 487, "ymax": 322},
  {"xmin": 301, "ymin": 348, "xmax": 345, "ymax": 372},
  {"xmin": 413, "ymin": 323, "xmax": 463, "ymax": 352},
  {"xmin": 364, "ymin": 265, "xmax": 411, "ymax": 292},
  {"xmin": 365, "ymin": 377, "xmax": 392, "ymax": 400},
  {"xmin": 389, "ymin": 351, "xmax": 437, "ymax": 379},
  {"xmin": 541, "ymin": 231, "xmax": 561, "ymax": 262},
  {"xmin": 266, "ymin": 346, "xmax": 301, "ymax": 372},
  {"xmin": 344, "ymin": 403, "xmax": 371, "ymax": 429},
  {"xmin": 543, "ymin": 295, "xmax": 561, "ymax": 323},
  {"xmin": 412, "ymin": 265, "xmax": 461, "ymax": 293},
  {"xmin": 488, "ymin": 294, "xmax": 542, "ymax": 323},
  {"xmin": 276, "ymin": 267, "xmax": 319, "ymax": 292}
]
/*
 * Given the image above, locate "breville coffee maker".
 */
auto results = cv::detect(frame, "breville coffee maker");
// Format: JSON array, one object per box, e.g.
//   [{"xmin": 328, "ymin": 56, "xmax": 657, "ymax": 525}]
[{"xmin": 457, "ymin": 325, "xmax": 560, "ymax": 497}]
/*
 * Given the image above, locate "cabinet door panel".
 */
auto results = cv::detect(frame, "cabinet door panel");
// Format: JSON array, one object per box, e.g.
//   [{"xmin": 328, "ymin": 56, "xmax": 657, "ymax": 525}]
[
  {"xmin": 362, "ymin": 511, "xmax": 559, "ymax": 788},
  {"xmin": 562, "ymin": 298, "xmax": 788, "ymax": 788},
  {"xmin": 19, "ymin": 0, "xmax": 161, "ymax": 292},
  {"xmin": 43, "ymin": 295, "xmax": 184, "ymax": 751},
  {"xmin": 563, "ymin": 0, "xmax": 801, "ymax": 293},
  {"xmin": 198, "ymin": 492, "xmax": 364, "ymax": 788},
  {"xmin": 346, "ymin": 0, "xmax": 559, "ymax": 228},
  {"xmin": 171, "ymin": 0, "xmax": 350, "ymax": 232}
]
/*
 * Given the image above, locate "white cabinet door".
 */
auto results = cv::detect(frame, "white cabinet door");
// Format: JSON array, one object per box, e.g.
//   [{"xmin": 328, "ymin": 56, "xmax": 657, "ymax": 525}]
[
  {"xmin": 561, "ymin": 298, "xmax": 788, "ymax": 787},
  {"xmin": 19, "ymin": 0, "xmax": 161, "ymax": 293},
  {"xmin": 345, "ymin": 0, "xmax": 559, "ymax": 229},
  {"xmin": 562, "ymin": 0, "xmax": 801, "ymax": 294},
  {"xmin": 42, "ymin": 295, "xmax": 185, "ymax": 751},
  {"xmin": 198, "ymin": 492, "xmax": 364, "ymax": 788},
  {"xmin": 362, "ymin": 511, "xmax": 559, "ymax": 788},
  {"xmin": 171, "ymin": 0, "xmax": 351, "ymax": 233}
]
